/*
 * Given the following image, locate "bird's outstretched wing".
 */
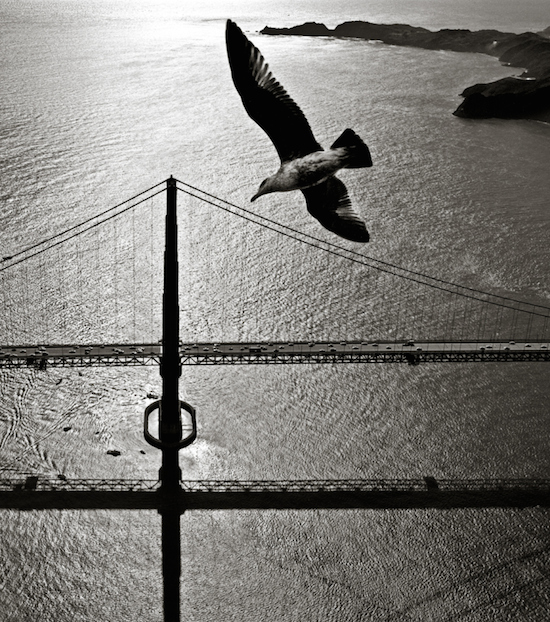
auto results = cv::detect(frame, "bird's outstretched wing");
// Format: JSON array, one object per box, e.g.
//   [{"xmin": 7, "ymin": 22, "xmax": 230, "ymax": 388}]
[
  {"xmin": 226, "ymin": 20, "xmax": 321, "ymax": 162},
  {"xmin": 302, "ymin": 177, "xmax": 369, "ymax": 242}
]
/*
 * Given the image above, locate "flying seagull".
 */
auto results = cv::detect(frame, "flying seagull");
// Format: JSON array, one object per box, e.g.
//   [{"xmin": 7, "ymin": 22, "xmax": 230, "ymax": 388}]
[{"xmin": 225, "ymin": 19, "xmax": 372, "ymax": 243}]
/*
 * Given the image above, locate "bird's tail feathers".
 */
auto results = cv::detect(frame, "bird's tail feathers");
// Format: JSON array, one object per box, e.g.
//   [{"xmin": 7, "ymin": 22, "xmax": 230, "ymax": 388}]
[{"xmin": 330, "ymin": 129, "xmax": 372, "ymax": 168}]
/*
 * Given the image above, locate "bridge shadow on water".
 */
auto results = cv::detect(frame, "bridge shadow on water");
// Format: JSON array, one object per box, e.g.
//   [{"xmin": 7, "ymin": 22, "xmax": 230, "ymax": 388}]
[
  {"xmin": 1, "ymin": 477, "xmax": 549, "ymax": 510},
  {"xmin": 2, "ymin": 476, "xmax": 548, "ymax": 622}
]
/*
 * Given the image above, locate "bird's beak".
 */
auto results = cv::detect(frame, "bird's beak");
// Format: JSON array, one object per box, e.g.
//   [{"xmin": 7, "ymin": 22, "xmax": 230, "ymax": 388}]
[{"xmin": 251, "ymin": 182, "xmax": 268, "ymax": 202}]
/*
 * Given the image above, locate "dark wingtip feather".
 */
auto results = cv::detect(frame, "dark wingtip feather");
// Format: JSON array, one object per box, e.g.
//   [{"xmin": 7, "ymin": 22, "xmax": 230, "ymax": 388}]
[{"xmin": 303, "ymin": 178, "xmax": 370, "ymax": 243}]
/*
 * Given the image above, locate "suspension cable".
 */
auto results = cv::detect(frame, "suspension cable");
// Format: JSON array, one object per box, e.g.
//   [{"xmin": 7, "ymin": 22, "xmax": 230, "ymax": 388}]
[
  {"xmin": 2, "ymin": 180, "xmax": 165, "ymax": 261},
  {"xmin": 174, "ymin": 180, "xmax": 550, "ymax": 318},
  {"xmin": 0, "ymin": 188, "xmax": 165, "ymax": 273},
  {"xmin": 2, "ymin": 177, "xmax": 548, "ymax": 324}
]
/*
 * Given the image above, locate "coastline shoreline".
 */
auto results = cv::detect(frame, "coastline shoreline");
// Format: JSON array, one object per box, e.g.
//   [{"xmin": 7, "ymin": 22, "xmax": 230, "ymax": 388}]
[{"xmin": 260, "ymin": 21, "xmax": 550, "ymax": 122}]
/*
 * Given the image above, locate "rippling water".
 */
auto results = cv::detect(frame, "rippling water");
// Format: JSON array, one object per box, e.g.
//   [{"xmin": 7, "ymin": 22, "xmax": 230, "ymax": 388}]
[{"xmin": 1, "ymin": 1, "xmax": 550, "ymax": 619}]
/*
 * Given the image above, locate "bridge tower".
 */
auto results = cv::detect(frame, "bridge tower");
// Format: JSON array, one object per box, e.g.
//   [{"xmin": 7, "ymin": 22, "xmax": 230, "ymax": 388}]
[{"xmin": 143, "ymin": 176, "xmax": 196, "ymax": 622}]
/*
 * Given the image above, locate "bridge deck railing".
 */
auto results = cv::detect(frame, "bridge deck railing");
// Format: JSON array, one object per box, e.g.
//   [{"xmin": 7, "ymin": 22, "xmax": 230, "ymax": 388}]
[
  {"xmin": 1, "ymin": 340, "xmax": 549, "ymax": 368},
  {"xmin": 2, "ymin": 477, "xmax": 550, "ymax": 494}
]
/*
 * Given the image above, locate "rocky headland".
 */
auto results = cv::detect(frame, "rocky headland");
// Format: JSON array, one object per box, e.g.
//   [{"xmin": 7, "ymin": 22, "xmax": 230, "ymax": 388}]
[{"xmin": 261, "ymin": 22, "xmax": 550, "ymax": 122}]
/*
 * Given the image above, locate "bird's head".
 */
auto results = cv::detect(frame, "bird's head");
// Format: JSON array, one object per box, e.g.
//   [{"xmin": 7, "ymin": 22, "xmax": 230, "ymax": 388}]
[{"xmin": 251, "ymin": 178, "xmax": 274, "ymax": 202}]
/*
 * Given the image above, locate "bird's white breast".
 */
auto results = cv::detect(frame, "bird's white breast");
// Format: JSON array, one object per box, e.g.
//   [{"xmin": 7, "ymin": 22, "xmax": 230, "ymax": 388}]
[{"xmin": 277, "ymin": 151, "xmax": 346, "ymax": 191}]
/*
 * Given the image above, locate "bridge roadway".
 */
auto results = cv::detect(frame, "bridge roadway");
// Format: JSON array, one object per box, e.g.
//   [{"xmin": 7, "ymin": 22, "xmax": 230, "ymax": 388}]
[
  {"xmin": 0, "ymin": 340, "xmax": 549, "ymax": 367},
  {"xmin": 1, "ymin": 477, "xmax": 549, "ymax": 509}
]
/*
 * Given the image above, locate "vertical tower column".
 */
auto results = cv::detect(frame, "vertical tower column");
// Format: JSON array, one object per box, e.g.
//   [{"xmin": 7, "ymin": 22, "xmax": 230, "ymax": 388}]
[
  {"xmin": 160, "ymin": 176, "xmax": 182, "ymax": 622},
  {"xmin": 160, "ymin": 176, "xmax": 182, "ymax": 489},
  {"xmin": 143, "ymin": 176, "xmax": 196, "ymax": 622}
]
